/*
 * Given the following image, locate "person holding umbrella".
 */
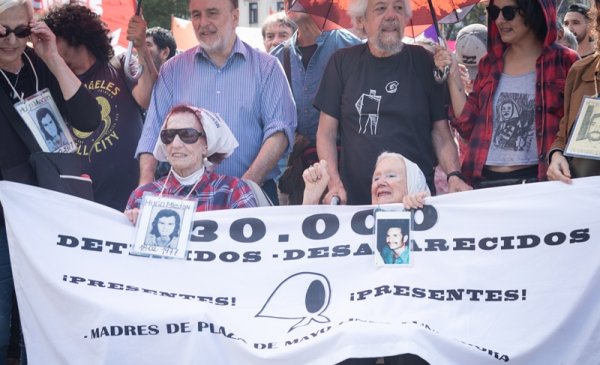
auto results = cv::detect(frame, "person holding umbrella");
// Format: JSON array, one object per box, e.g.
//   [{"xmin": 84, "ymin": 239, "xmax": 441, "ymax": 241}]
[
  {"xmin": 434, "ymin": 0, "xmax": 579, "ymax": 188},
  {"xmin": 548, "ymin": 0, "xmax": 600, "ymax": 181}
]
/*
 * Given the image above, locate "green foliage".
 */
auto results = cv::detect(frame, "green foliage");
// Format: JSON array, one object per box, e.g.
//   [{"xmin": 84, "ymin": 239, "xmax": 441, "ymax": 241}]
[
  {"xmin": 141, "ymin": 0, "xmax": 189, "ymax": 29},
  {"xmin": 440, "ymin": 3, "xmax": 488, "ymax": 41}
]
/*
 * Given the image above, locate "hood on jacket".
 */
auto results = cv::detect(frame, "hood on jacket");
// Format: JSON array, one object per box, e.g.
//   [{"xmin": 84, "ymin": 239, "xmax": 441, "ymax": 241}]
[{"xmin": 487, "ymin": 0, "xmax": 558, "ymax": 61}]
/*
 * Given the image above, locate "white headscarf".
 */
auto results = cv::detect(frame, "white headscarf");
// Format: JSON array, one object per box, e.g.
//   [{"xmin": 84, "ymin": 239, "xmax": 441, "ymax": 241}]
[
  {"xmin": 376, "ymin": 152, "xmax": 430, "ymax": 195},
  {"xmin": 401, "ymin": 155, "xmax": 431, "ymax": 195},
  {"xmin": 0, "ymin": 0, "xmax": 27, "ymax": 15},
  {"xmin": 153, "ymin": 106, "xmax": 238, "ymax": 166}
]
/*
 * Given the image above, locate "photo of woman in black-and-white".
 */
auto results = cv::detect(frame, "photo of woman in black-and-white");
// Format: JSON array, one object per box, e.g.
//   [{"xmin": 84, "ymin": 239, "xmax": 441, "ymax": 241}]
[
  {"xmin": 144, "ymin": 208, "xmax": 181, "ymax": 249},
  {"xmin": 35, "ymin": 107, "xmax": 68, "ymax": 151}
]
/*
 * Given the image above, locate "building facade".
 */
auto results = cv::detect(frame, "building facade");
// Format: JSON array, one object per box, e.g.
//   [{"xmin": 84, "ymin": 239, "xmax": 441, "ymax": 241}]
[{"xmin": 238, "ymin": 0, "xmax": 286, "ymax": 28}]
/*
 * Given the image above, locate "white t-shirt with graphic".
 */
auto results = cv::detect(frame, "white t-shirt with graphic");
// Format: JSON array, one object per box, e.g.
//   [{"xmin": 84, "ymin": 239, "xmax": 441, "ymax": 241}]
[{"xmin": 487, "ymin": 72, "xmax": 537, "ymax": 166}]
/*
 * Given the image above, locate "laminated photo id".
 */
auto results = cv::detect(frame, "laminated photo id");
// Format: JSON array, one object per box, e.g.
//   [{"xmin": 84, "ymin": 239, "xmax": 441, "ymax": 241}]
[
  {"xmin": 374, "ymin": 209, "xmax": 412, "ymax": 267},
  {"xmin": 14, "ymin": 89, "xmax": 76, "ymax": 153},
  {"xmin": 130, "ymin": 193, "xmax": 197, "ymax": 260}
]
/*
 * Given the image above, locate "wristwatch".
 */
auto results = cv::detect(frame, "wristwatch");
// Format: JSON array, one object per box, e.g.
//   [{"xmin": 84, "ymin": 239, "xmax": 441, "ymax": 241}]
[{"xmin": 446, "ymin": 170, "xmax": 463, "ymax": 182}]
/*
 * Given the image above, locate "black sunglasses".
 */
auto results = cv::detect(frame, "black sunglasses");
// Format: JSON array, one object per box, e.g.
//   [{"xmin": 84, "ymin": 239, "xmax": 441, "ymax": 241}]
[
  {"xmin": 487, "ymin": 5, "xmax": 521, "ymax": 21},
  {"xmin": 160, "ymin": 128, "xmax": 204, "ymax": 144},
  {"xmin": 0, "ymin": 25, "xmax": 32, "ymax": 39}
]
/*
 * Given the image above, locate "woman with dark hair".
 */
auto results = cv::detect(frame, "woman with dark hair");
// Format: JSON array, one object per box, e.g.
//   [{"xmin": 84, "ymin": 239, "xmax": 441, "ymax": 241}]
[
  {"xmin": 146, "ymin": 209, "xmax": 181, "ymax": 248},
  {"xmin": 548, "ymin": 0, "xmax": 600, "ymax": 181},
  {"xmin": 124, "ymin": 105, "xmax": 257, "ymax": 224},
  {"xmin": 435, "ymin": 0, "xmax": 579, "ymax": 188},
  {"xmin": 35, "ymin": 107, "xmax": 67, "ymax": 151}
]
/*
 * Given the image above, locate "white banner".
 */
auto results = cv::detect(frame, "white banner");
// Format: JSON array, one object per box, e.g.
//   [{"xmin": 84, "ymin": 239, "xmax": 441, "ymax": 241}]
[{"xmin": 1, "ymin": 178, "xmax": 599, "ymax": 365}]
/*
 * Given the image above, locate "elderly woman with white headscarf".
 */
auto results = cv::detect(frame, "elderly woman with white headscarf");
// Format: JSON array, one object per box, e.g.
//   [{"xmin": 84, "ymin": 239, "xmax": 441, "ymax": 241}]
[
  {"xmin": 125, "ymin": 105, "xmax": 257, "ymax": 224},
  {"xmin": 303, "ymin": 152, "xmax": 430, "ymax": 208}
]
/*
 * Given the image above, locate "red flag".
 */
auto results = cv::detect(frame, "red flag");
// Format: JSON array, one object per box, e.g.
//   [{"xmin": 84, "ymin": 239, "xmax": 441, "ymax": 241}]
[
  {"xmin": 33, "ymin": 0, "xmax": 135, "ymax": 48},
  {"xmin": 96, "ymin": 0, "xmax": 136, "ymax": 48}
]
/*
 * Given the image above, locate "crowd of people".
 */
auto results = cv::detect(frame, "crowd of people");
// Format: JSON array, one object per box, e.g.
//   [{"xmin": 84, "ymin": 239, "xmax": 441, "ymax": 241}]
[{"xmin": 0, "ymin": 0, "xmax": 598, "ymax": 363}]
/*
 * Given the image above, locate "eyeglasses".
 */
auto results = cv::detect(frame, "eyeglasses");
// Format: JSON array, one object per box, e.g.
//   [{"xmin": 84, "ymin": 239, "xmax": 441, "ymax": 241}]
[
  {"xmin": 487, "ymin": 5, "xmax": 521, "ymax": 21},
  {"xmin": 0, "ymin": 25, "xmax": 32, "ymax": 39},
  {"xmin": 160, "ymin": 128, "xmax": 204, "ymax": 144}
]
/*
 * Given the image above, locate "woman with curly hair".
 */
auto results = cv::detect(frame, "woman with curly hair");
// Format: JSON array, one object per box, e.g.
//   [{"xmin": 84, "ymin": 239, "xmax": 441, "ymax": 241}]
[
  {"xmin": 43, "ymin": 3, "xmax": 114, "ymax": 69},
  {"xmin": 44, "ymin": 3, "xmax": 158, "ymax": 211},
  {"xmin": 548, "ymin": 0, "xmax": 600, "ymax": 182}
]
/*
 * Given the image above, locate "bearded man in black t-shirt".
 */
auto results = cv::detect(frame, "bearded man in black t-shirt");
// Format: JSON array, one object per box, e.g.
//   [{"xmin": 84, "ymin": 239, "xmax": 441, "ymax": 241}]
[{"xmin": 314, "ymin": 0, "xmax": 471, "ymax": 206}]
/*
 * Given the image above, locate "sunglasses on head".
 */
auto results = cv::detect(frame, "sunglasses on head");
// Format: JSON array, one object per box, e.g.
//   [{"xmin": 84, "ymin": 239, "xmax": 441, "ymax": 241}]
[
  {"xmin": 0, "ymin": 25, "xmax": 31, "ymax": 39},
  {"xmin": 160, "ymin": 128, "xmax": 204, "ymax": 144},
  {"xmin": 487, "ymin": 5, "xmax": 521, "ymax": 21}
]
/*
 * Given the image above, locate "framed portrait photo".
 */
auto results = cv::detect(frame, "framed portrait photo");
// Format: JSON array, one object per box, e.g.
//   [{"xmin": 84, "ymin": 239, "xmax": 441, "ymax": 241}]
[
  {"xmin": 374, "ymin": 210, "xmax": 412, "ymax": 267},
  {"xmin": 14, "ymin": 89, "xmax": 76, "ymax": 153},
  {"xmin": 564, "ymin": 96, "xmax": 600, "ymax": 160},
  {"xmin": 130, "ymin": 194, "xmax": 197, "ymax": 260}
]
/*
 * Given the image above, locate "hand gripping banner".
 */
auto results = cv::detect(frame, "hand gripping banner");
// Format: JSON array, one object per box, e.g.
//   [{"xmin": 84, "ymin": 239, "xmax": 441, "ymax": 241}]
[{"xmin": 0, "ymin": 178, "xmax": 599, "ymax": 364}]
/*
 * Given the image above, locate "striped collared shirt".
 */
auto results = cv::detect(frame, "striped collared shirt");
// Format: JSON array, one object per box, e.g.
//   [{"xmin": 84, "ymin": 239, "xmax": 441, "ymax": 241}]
[{"xmin": 136, "ymin": 38, "xmax": 296, "ymax": 180}]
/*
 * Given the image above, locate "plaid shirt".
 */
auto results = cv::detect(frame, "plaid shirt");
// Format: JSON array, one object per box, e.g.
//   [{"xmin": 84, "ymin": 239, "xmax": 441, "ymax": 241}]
[
  {"xmin": 451, "ymin": 0, "xmax": 579, "ymax": 184},
  {"xmin": 126, "ymin": 170, "xmax": 257, "ymax": 211}
]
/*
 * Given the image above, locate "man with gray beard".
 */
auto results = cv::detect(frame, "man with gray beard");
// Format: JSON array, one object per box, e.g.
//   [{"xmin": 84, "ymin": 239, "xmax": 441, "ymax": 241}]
[{"xmin": 315, "ymin": 0, "xmax": 470, "ymax": 206}]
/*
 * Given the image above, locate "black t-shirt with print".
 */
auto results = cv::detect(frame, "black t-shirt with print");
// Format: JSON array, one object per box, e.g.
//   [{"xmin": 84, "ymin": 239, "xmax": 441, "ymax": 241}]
[
  {"xmin": 73, "ymin": 60, "xmax": 142, "ymax": 211},
  {"xmin": 314, "ymin": 43, "xmax": 447, "ymax": 204}
]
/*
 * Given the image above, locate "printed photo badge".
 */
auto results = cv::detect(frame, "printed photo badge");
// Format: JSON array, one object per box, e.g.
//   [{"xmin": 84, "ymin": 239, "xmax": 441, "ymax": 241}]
[
  {"xmin": 565, "ymin": 96, "xmax": 600, "ymax": 160},
  {"xmin": 14, "ymin": 89, "xmax": 76, "ymax": 153},
  {"xmin": 130, "ymin": 193, "xmax": 197, "ymax": 260},
  {"xmin": 374, "ymin": 209, "xmax": 412, "ymax": 267}
]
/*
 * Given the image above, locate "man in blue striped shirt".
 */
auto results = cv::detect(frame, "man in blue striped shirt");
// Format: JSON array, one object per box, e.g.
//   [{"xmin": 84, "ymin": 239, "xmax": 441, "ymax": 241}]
[{"xmin": 135, "ymin": 0, "xmax": 297, "ymax": 204}]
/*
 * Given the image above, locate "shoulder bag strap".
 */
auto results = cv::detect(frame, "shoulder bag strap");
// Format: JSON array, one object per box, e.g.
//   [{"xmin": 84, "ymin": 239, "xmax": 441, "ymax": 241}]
[{"xmin": 283, "ymin": 43, "xmax": 292, "ymax": 93}]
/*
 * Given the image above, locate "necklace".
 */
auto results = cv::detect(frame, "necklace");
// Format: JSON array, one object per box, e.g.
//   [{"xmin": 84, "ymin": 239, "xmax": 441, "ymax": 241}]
[
  {"xmin": 0, "ymin": 52, "xmax": 38, "ymax": 102},
  {"xmin": 11, "ymin": 65, "xmax": 23, "ymax": 97}
]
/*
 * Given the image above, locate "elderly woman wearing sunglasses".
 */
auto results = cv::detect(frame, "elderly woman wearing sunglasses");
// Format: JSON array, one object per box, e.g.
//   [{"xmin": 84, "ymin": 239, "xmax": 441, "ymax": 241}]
[
  {"xmin": 434, "ymin": 0, "xmax": 578, "ymax": 189},
  {"xmin": 124, "ymin": 105, "xmax": 257, "ymax": 224}
]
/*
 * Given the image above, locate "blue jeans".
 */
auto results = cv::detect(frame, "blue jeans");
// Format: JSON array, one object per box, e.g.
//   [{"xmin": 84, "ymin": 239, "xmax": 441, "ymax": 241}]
[{"xmin": 0, "ymin": 225, "xmax": 13, "ymax": 365}]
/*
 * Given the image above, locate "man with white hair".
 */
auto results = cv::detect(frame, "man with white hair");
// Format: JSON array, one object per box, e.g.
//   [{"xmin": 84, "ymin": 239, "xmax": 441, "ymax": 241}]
[
  {"xmin": 315, "ymin": 0, "xmax": 470, "ymax": 209},
  {"xmin": 261, "ymin": 11, "xmax": 296, "ymax": 52}
]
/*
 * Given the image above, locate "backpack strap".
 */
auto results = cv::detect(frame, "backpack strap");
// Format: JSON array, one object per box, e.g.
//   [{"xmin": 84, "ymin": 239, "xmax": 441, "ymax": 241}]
[{"xmin": 283, "ymin": 43, "xmax": 292, "ymax": 94}]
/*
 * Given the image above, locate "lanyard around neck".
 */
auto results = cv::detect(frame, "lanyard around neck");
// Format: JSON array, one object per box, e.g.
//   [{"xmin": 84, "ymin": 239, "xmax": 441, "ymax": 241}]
[
  {"xmin": 0, "ymin": 52, "xmax": 39, "ymax": 102},
  {"xmin": 159, "ymin": 168, "xmax": 204, "ymax": 200}
]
